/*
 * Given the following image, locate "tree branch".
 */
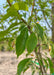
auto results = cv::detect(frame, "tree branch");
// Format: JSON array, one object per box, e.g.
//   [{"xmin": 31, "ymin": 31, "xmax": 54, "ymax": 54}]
[
  {"xmin": 35, "ymin": 50, "xmax": 44, "ymax": 75},
  {"xmin": 29, "ymin": 0, "xmax": 35, "ymax": 23},
  {"xmin": 42, "ymin": 12, "xmax": 52, "ymax": 30},
  {"xmin": 7, "ymin": 0, "xmax": 27, "ymax": 25},
  {"xmin": 31, "ymin": 0, "xmax": 35, "ymax": 16},
  {"xmin": 7, "ymin": 0, "xmax": 32, "ymax": 33},
  {"xmin": 7, "ymin": 0, "xmax": 11, "ymax": 6}
]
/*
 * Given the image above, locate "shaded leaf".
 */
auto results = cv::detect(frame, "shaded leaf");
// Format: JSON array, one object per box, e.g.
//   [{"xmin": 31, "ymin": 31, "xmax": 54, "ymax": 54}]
[
  {"xmin": 14, "ymin": 1, "xmax": 28, "ymax": 11},
  {"xmin": 47, "ymin": 57, "xmax": 54, "ymax": 73},
  {"xmin": 17, "ymin": 58, "xmax": 31, "ymax": 75},
  {"xmin": 27, "ymin": 32, "xmax": 37, "ymax": 53},
  {"xmin": 35, "ymin": 23, "xmax": 44, "ymax": 40},
  {"xmin": 16, "ymin": 27, "xmax": 28, "ymax": 57}
]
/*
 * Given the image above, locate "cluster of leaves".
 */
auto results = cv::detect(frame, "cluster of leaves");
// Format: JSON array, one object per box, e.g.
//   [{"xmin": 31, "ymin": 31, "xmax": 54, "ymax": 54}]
[
  {"xmin": 16, "ymin": 26, "xmax": 54, "ymax": 75},
  {"xmin": 0, "ymin": 0, "xmax": 54, "ymax": 75}
]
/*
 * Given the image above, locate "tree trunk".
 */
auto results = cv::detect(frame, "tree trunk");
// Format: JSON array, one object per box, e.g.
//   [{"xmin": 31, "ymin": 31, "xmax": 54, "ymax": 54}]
[
  {"xmin": 52, "ymin": 2, "xmax": 54, "ymax": 70},
  {"xmin": 52, "ymin": 3, "xmax": 54, "ymax": 42}
]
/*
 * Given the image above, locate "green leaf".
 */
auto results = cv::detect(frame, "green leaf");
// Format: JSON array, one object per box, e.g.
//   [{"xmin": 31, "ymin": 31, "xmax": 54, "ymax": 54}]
[
  {"xmin": 23, "ymin": 62, "xmax": 32, "ymax": 73},
  {"xmin": 17, "ymin": 58, "xmax": 31, "ymax": 75},
  {"xmin": 23, "ymin": 13, "xmax": 26, "ymax": 18},
  {"xmin": 18, "ymin": 1, "xmax": 28, "ymax": 11},
  {"xmin": 3, "ymin": 4, "xmax": 9, "ymax": 9},
  {"xmin": 19, "ymin": 25, "xmax": 25, "ymax": 31},
  {"xmin": 32, "ymin": 70, "xmax": 35, "ymax": 75},
  {"xmin": 43, "ymin": 58, "xmax": 48, "ymax": 70},
  {"xmin": 50, "ymin": 44, "xmax": 54, "ymax": 58},
  {"xmin": 1, "ymin": 6, "xmax": 22, "ymax": 22},
  {"xmin": 10, "ymin": 0, "xmax": 13, "ymax": 3},
  {"xmin": 0, "ymin": 37, "xmax": 10, "ymax": 42},
  {"xmin": 26, "ymin": 0, "xmax": 33, "ymax": 6},
  {"xmin": 23, "ymin": 66, "xmax": 29, "ymax": 73},
  {"xmin": 47, "ymin": 57, "xmax": 54, "ymax": 73},
  {"xmin": 14, "ymin": 2, "xmax": 19, "ymax": 10},
  {"xmin": 0, "ymin": 22, "xmax": 21, "ymax": 38},
  {"xmin": 27, "ymin": 32, "xmax": 37, "ymax": 53},
  {"xmin": 14, "ymin": 1, "xmax": 28, "ymax": 11},
  {"xmin": 36, "ymin": 23, "xmax": 44, "ymax": 40},
  {"xmin": 8, "ymin": 22, "xmax": 22, "ymax": 30},
  {"xmin": 0, "ymin": 29, "xmax": 9, "ymax": 38},
  {"xmin": 16, "ymin": 27, "xmax": 28, "ymax": 57}
]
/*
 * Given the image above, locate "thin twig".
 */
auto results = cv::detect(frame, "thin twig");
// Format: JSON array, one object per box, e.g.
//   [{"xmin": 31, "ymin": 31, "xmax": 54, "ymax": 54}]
[
  {"xmin": 39, "ymin": 43, "xmax": 47, "ymax": 74},
  {"xmin": 29, "ymin": 0, "xmax": 35, "ymax": 23},
  {"xmin": 35, "ymin": 50, "xmax": 44, "ymax": 75},
  {"xmin": 31, "ymin": 0, "xmax": 35, "ymax": 16},
  {"xmin": 42, "ymin": 12, "xmax": 52, "ymax": 30},
  {"xmin": 7, "ymin": 0, "xmax": 11, "ymax": 6}
]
